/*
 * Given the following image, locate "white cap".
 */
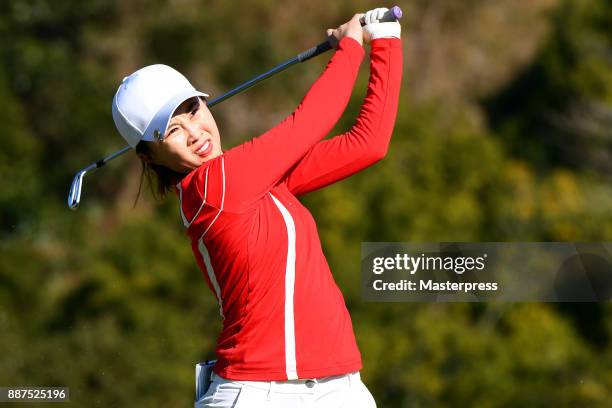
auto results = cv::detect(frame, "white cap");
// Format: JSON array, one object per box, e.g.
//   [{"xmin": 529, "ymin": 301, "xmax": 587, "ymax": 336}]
[{"xmin": 112, "ymin": 64, "xmax": 209, "ymax": 148}]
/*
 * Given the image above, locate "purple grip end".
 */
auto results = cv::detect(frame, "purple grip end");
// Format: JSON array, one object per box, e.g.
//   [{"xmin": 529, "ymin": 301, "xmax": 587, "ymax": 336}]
[{"xmin": 391, "ymin": 6, "xmax": 403, "ymax": 20}]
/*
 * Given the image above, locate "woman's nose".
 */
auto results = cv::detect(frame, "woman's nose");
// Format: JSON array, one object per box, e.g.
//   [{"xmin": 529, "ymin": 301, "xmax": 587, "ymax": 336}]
[{"xmin": 185, "ymin": 126, "xmax": 200, "ymax": 145}]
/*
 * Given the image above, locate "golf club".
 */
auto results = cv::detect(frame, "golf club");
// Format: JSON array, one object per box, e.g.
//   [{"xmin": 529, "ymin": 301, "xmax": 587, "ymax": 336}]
[{"xmin": 67, "ymin": 6, "xmax": 402, "ymax": 209}]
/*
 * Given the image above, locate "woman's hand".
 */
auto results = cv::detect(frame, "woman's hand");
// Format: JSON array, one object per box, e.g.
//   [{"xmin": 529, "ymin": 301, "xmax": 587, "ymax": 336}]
[
  {"xmin": 362, "ymin": 7, "xmax": 402, "ymax": 43},
  {"xmin": 326, "ymin": 13, "xmax": 365, "ymax": 49}
]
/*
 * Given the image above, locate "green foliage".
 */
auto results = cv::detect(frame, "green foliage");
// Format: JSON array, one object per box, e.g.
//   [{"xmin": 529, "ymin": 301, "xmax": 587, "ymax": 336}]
[
  {"xmin": 1, "ymin": 0, "xmax": 611, "ymax": 407},
  {"xmin": 484, "ymin": 0, "xmax": 612, "ymax": 174},
  {"xmin": 0, "ymin": 67, "xmax": 41, "ymax": 234}
]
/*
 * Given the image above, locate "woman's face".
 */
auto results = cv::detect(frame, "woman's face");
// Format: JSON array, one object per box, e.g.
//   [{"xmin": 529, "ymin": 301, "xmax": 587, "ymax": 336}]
[{"xmin": 141, "ymin": 97, "xmax": 222, "ymax": 173}]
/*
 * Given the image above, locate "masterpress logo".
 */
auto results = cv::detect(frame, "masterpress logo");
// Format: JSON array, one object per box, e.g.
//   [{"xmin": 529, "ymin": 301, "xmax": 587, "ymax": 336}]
[
  {"xmin": 361, "ymin": 242, "xmax": 612, "ymax": 302},
  {"xmin": 363, "ymin": 244, "xmax": 502, "ymax": 301},
  {"xmin": 372, "ymin": 253, "xmax": 488, "ymax": 275},
  {"xmin": 368, "ymin": 251, "xmax": 497, "ymax": 296}
]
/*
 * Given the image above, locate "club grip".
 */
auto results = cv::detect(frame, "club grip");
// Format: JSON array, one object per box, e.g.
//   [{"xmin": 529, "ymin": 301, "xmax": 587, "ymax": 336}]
[
  {"xmin": 297, "ymin": 41, "xmax": 333, "ymax": 62},
  {"xmin": 297, "ymin": 6, "xmax": 403, "ymax": 63},
  {"xmin": 360, "ymin": 6, "xmax": 403, "ymax": 26}
]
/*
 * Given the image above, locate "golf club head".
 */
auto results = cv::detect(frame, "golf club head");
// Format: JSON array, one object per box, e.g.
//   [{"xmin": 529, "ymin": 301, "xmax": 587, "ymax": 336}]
[{"xmin": 68, "ymin": 170, "xmax": 87, "ymax": 210}]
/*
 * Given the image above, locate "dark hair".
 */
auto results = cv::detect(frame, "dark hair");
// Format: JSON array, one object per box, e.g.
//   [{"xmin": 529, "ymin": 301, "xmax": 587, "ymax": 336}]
[{"xmin": 133, "ymin": 141, "xmax": 185, "ymax": 206}]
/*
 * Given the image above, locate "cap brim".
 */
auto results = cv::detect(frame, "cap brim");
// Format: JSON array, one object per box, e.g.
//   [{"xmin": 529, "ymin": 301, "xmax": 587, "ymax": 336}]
[{"xmin": 142, "ymin": 89, "xmax": 209, "ymax": 143}]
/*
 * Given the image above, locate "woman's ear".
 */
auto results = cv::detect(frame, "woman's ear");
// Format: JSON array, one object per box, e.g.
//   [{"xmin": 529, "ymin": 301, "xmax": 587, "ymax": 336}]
[{"xmin": 136, "ymin": 141, "xmax": 157, "ymax": 165}]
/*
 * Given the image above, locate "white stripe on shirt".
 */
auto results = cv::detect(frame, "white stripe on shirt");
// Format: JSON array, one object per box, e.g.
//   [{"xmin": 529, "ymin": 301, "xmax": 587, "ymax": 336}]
[
  {"xmin": 177, "ymin": 166, "xmax": 210, "ymax": 229},
  {"xmin": 269, "ymin": 192, "xmax": 298, "ymax": 380},
  {"xmin": 198, "ymin": 239, "xmax": 225, "ymax": 320},
  {"xmin": 202, "ymin": 157, "xmax": 225, "ymax": 238},
  {"xmin": 177, "ymin": 183, "xmax": 190, "ymax": 227},
  {"xmin": 197, "ymin": 158, "xmax": 227, "ymax": 319}
]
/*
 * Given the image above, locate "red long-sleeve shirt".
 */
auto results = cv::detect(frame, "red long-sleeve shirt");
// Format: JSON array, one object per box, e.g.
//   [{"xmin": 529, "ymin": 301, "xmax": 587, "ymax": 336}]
[{"xmin": 176, "ymin": 36, "xmax": 402, "ymax": 381}]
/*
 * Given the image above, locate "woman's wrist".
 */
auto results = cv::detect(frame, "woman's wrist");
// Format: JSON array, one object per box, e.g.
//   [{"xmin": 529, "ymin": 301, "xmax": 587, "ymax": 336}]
[{"xmin": 338, "ymin": 36, "xmax": 364, "ymax": 51}]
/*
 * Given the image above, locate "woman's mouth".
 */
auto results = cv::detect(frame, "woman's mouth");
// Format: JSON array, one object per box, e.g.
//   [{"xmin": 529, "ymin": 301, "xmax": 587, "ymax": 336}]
[{"xmin": 195, "ymin": 140, "xmax": 213, "ymax": 157}]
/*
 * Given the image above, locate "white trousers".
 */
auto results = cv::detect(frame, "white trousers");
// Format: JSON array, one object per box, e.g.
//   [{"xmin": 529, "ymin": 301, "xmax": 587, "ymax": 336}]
[{"xmin": 195, "ymin": 371, "xmax": 377, "ymax": 408}]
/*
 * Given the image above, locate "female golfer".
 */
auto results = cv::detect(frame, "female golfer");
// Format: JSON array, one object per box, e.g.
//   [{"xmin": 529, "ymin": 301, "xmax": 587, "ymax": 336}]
[{"xmin": 112, "ymin": 8, "xmax": 401, "ymax": 408}]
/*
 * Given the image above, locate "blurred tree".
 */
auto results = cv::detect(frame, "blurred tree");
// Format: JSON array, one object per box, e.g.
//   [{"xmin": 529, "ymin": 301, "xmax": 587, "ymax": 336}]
[{"xmin": 484, "ymin": 0, "xmax": 612, "ymax": 175}]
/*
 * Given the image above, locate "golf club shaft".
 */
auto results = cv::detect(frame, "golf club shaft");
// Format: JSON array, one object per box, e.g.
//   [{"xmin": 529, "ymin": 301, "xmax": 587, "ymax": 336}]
[
  {"xmin": 68, "ymin": 6, "xmax": 402, "ymax": 209},
  {"xmin": 211, "ymin": 5, "xmax": 403, "ymax": 104},
  {"xmin": 71, "ymin": 44, "xmax": 334, "ymax": 190}
]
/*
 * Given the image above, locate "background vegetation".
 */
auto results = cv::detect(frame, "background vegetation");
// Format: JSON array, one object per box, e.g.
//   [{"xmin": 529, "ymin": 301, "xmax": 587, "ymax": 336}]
[{"xmin": 1, "ymin": 0, "xmax": 611, "ymax": 406}]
